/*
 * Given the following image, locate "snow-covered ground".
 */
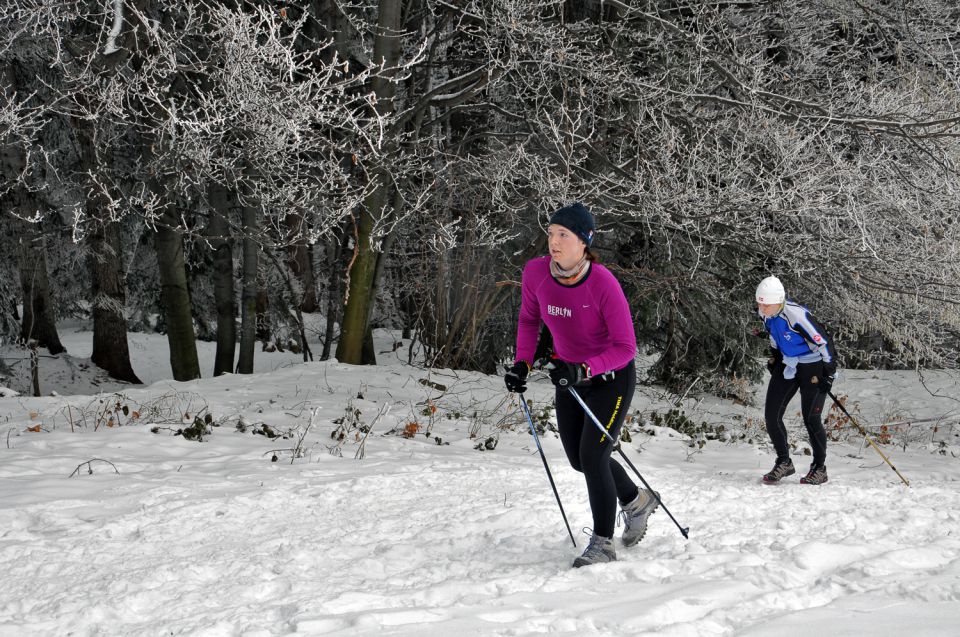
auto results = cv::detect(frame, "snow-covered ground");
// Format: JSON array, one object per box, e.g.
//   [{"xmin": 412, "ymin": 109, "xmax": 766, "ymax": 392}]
[{"xmin": 1, "ymin": 327, "xmax": 959, "ymax": 636}]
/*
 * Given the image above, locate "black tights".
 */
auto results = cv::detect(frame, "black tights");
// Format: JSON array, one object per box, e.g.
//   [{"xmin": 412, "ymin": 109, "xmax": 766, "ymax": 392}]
[
  {"xmin": 764, "ymin": 361, "xmax": 829, "ymax": 467},
  {"xmin": 556, "ymin": 361, "xmax": 638, "ymax": 539}
]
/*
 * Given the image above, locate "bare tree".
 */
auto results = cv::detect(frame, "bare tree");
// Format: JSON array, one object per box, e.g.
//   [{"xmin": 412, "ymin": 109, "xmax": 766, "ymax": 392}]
[
  {"xmin": 438, "ymin": 0, "xmax": 960, "ymax": 380},
  {"xmin": 3, "ymin": 0, "xmax": 959, "ymax": 389},
  {"xmin": 17, "ymin": 217, "xmax": 65, "ymax": 355},
  {"xmin": 2, "ymin": 0, "xmax": 399, "ymax": 375},
  {"xmin": 207, "ymin": 182, "xmax": 236, "ymax": 376}
]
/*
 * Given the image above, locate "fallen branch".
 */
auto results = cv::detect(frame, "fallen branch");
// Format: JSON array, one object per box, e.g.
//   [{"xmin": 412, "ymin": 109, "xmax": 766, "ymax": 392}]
[
  {"xmin": 69, "ymin": 458, "xmax": 120, "ymax": 477},
  {"xmin": 262, "ymin": 448, "xmax": 296, "ymax": 462}
]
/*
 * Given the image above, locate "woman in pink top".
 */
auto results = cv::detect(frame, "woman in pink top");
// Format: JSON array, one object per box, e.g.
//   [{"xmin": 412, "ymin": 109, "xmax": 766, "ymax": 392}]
[{"xmin": 504, "ymin": 203, "xmax": 658, "ymax": 568}]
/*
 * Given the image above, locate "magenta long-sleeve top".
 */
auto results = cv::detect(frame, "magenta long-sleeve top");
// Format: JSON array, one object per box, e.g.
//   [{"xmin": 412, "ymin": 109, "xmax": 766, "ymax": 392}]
[{"xmin": 515, "ymin": 256, "xmax": 637, "ymax": 375}]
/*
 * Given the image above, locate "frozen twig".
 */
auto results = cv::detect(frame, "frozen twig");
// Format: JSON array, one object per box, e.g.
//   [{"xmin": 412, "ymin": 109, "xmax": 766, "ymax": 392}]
[{"xmin": 69, "ymin": 458, "xmax": 119, "ymax": 477}]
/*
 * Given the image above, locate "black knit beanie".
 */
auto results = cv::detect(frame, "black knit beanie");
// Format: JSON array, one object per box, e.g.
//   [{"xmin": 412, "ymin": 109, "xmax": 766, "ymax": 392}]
[{"xmin": 549, "ymin": 202, "xmax": 595, "ymax": 246}]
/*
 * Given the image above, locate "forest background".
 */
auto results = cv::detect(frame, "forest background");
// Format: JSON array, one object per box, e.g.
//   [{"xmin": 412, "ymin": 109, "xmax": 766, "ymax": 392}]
[{"xmin": 2, "ymin": 0, "xmax": 959, "ymax": 396}]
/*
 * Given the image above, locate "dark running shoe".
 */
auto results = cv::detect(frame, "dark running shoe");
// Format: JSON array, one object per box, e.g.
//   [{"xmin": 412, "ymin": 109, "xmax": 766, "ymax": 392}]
[
  {"xmin": 762, "ymin": 459, "xmax": 795, "ymax": 484},
  {"xmin": 800, "ymin": 464, "xmax": 828, "ymax": 485}
]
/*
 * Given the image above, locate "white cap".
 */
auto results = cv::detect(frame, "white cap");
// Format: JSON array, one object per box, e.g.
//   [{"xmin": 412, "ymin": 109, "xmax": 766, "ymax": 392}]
[{"xmin": 756, "ymin": 276, "xmax": 785, "ymax": 304}]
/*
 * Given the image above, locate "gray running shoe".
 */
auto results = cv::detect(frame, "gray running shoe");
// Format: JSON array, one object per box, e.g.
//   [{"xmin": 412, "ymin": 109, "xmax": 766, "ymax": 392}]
[
  {"xmin": 620, "ymin": 489, "xmax": 659, "ymax": 547},
  {"xmin": 800, "ymin": 463, "xmax": 828, "ymax": 485},
  {"xmin": 762, "ymin": 459, "xmax": 795, "ymax": 484},
  {"xmin": 572, "ymin": 532, "xmax": 616, "ymax": 568}
]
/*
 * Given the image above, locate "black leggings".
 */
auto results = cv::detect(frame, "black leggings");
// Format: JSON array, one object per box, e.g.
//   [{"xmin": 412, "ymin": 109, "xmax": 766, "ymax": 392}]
[
  {"xmin": 556, "ymin": 361, "xmax": 638, "ymax": 539},
  {"xmin": 764, "ymin": 361, "xmax": 828, "ymax": 467}
]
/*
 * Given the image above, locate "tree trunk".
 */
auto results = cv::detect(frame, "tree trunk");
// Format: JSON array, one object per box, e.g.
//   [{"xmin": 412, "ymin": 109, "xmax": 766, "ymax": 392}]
[
  {"xmin": 286, "ymin": 213, "xmax": 319, "ymax": 313},
  {"xmin": 155, "ymin": 210, "xmax": 201, "ymax": 381},
  {"xmin": 298, "ymin": 243, "xmax": 319, "ymax": 313},
  {"xmin": 237, "ymin": 204, "xmax": 259, "ymax": 373},
  {"xmin": 1, "ymin": 62, "xmax": 63, "ymax": 356},
  {"xmin": 209, "ymin": 182, "xmax": 236, "ymax": 376},
  {"xmin": 656, "ymin": 301, "xmax": 679, "ymax": 388},
  {"xmin": 255, "ymin": 283, "xmax": 270, "ymax": 343},
  {"xmin": 69, "ymin": 57, "xmax": 140, "ymax": 383},
  {"xmin": 17, "ymin": 216, "xmax": 65, "ymax": 355},
  {"xmin": 89, "ymin": 221, "xmax": 141, "ymax": 384},
  {"xmin": 336, "ymin": 197, "xmax": 384, "ymax": 364},
  {"xmin": 336, "ymin": 0, "xmax": 403, "ymax": 364},
  {"xmin": 29, "ymin": 342, "xmax": 40, "ymax": 397},
  {"xmin": 321, "ymin": 229, "xmax": 346, "ymax": 361}
]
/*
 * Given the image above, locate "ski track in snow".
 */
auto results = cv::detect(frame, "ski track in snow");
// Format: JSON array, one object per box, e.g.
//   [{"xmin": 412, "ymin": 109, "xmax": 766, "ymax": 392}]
[
  {"xmin": 2, "ymin": 431, "xmax": 959, "ymax": 636},
  {"xmin": 1, "ymin": 352, "xmax": 959, "ymax": 636}
]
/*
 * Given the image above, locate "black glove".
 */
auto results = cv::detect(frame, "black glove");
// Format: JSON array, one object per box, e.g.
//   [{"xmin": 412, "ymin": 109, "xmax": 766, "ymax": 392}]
[
  {"xmin": 504, "ymin": 361, "xmax": 529, "ymax": 393},
  {"xmin": 547, "ymin": 359, "xmax": 587, "ymax": 388},
  {"xmin": 820, "ymin": 360, "xmax": 837, "ymax": 392},
  {"xmin": 823, "ymin": 360, "xmax": 837, "ymax": 377},
  {"xmin": 766, "ymin": 347, "xmax": 782, "ymax": 374}
]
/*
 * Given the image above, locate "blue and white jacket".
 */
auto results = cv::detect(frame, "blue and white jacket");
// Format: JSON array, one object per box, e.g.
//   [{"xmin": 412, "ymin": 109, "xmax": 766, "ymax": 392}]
[{"xmin": 762, "ymin": 300, "xmax": 835, "ymax": 367}]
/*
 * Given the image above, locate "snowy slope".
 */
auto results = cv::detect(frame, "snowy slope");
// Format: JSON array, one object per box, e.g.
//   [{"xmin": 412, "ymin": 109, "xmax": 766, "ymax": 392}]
[{"xmin": 1, "ymin": 331, "xmax": 959, "ymax": 636}]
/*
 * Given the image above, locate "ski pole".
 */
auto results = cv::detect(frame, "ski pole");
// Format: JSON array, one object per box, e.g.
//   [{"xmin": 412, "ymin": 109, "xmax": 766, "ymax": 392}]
[
  {"xmin": 827, "ymin": 391, "xmax": 910, "ymax": 487},
  {"xmin": 518, "ymin": 394, "xmax": 577, "ymax": 547},
  {"xmin": 567, "ymin": 386, "xmax": 690, "ymax": 539}
]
